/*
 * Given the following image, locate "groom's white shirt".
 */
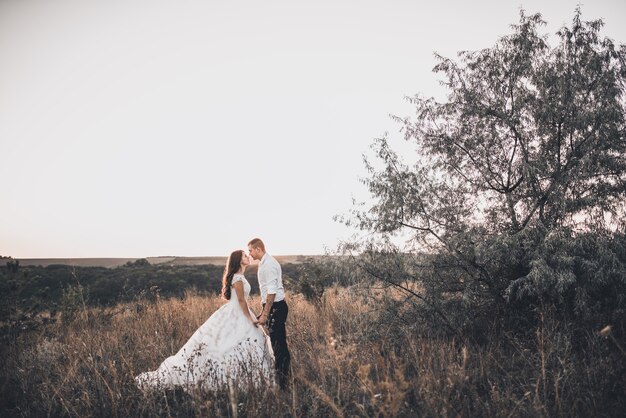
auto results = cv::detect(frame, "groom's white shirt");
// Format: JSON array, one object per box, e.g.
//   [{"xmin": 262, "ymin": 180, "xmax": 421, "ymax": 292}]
[{"xmin": 258, "ymin": 253, "xmax": 285, "ymax": 304}]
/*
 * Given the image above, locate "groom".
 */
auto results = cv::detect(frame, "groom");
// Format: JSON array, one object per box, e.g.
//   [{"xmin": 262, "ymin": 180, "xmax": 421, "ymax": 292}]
[{"xmin": 248, "ymin": 238, "xmax": 291, "ymax": 389}]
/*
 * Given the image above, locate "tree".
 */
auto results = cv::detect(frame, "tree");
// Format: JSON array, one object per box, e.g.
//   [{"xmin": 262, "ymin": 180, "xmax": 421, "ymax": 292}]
[{"xmin": 346, "ymin": 10, "xmax": 626, "ymax": 333}]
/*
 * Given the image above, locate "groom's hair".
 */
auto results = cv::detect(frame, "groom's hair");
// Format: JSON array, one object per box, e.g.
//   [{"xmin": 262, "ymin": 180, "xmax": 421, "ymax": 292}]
[{"xmin": 248, "ymin": 238, "xmax": 265, "ymax": 252}]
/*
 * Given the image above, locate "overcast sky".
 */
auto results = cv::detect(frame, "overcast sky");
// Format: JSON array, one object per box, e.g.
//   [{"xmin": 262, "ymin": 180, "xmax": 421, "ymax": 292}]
[{"xmin": 1, "ymin": 0, "xmax": 624, "ymax": 258}]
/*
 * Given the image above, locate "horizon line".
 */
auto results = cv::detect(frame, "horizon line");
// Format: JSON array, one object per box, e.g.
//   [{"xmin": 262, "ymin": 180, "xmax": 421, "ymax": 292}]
[{"xmin": 5, "ymin": 254, "xmax": 324, "ymax": 259}]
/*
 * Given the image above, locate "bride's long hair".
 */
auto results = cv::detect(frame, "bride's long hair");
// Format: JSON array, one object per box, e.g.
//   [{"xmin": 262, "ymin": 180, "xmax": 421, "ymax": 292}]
[{"xmin": 221, "ymin": 250, "xmax": 243, "ymax": 300}]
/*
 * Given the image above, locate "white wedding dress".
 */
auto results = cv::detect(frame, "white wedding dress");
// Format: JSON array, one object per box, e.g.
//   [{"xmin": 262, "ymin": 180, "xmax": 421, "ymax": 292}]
[{"xmin": 135, "ymin": 274, "xmax": 274, "ymax": 391}]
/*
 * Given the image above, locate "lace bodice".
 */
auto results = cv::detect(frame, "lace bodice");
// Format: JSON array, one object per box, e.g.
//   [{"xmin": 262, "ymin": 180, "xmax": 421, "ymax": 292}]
[{"xmin": 231, "ymin": 274, "xmax": 251, "ymax": 299}]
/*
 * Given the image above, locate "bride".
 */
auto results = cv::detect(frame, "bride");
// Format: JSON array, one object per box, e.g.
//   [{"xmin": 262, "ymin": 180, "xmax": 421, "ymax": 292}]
[{"xmin": 135, "ymin": 250, "xmax": 274, "ymax": 390}]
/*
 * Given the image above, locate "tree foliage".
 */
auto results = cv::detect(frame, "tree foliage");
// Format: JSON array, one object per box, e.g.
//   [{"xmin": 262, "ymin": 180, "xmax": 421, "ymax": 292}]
[{"xmin": 346, "ymin": 10, "xmax": 626, "ymax": 334}]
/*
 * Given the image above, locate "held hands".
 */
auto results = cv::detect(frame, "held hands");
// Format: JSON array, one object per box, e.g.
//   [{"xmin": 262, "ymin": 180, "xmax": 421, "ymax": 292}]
[{"xmin": 257, "ymin": 313, "xmax": 268, "ymax": 326}]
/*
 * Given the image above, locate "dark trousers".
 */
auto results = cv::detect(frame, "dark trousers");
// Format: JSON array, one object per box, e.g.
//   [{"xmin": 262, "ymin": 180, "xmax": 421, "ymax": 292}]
[{"xmin": 262, "ymin": 300, "xmax": 291, "ymax": 389}]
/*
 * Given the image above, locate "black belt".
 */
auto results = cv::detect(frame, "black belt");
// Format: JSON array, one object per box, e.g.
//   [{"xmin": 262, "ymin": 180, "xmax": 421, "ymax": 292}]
[{"xmin": 263, "ymin": 300, "xmax": 287, "ymax": 306}]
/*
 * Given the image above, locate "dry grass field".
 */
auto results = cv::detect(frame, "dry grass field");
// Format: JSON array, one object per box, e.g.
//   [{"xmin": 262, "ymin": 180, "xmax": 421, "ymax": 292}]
[{"xmin": 1, "ymin": 287, "xmax": 623, "ymax": 417}]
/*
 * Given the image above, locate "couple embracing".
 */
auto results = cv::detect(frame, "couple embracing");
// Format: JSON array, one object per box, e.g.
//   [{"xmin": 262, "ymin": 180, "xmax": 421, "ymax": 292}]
[{"xmin": 135, "ymin": 238, "xmax": 292, "ymax": 391}]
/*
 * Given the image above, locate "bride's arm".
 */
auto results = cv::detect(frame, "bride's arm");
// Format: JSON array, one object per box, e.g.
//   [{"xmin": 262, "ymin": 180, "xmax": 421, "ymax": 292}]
[{"xmin": 233, "ymin": 281, "xmax": 258, "ymax": 326}]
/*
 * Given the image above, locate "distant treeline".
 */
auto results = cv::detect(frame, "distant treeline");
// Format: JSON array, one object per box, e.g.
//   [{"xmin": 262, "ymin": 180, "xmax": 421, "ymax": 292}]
[{"xmin": 0, "ymin": 259, "xmax": 307, "ymax": 320}]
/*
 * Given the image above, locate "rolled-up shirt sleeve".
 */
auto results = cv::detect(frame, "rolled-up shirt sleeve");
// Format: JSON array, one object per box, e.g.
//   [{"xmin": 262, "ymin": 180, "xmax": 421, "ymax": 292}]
[{"xmin": 266, "ymin": 263, "xmax": 280, "ymax": 295}]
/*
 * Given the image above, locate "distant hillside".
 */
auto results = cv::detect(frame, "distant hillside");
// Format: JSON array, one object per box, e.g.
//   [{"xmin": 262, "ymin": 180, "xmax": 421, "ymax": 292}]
[{"xmin": 15, "ymin": 255, "xmax": 317, "ymax": 268}]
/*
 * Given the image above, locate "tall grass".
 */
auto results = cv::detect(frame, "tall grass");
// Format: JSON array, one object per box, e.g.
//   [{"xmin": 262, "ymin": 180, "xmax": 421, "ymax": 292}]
[{"xmin": 1, "ymin": 287, "xmax": 623, "ymax": 417}]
